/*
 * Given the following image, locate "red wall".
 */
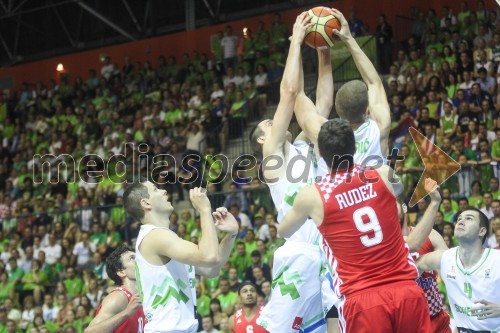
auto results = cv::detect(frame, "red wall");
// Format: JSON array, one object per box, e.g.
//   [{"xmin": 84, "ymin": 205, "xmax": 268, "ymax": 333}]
[{"xmin": 0, "ymin": 0, "xmax": 478, "ymax": 90}]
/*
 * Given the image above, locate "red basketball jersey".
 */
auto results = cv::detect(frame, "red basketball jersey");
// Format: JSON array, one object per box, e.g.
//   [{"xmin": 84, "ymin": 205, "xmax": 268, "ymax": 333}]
[
  {"xmin": 234, "ymin": 306, "xmax": 268, "ymax": 333},
  {"xmin": 410, "ymin": 227, "xmax": 443, "ymax": 317},
  {"xmin": 96, "ymin": 287, "xmax": 146, "ymax": 333},
  {"xmin": 316, "ymin": 166, "xmax": 418, "ymax": 297}
]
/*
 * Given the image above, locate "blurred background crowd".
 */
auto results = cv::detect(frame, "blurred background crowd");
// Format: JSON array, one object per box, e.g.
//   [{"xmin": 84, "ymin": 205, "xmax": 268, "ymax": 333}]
[{"xmin": 0, "ymin": 1, "xmax": 500, "ymax": 332}]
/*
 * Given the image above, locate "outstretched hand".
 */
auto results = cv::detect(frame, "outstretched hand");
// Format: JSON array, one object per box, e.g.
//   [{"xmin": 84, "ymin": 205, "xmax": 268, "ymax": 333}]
[
  {"xmin": 291, "ymin": 11, "xmax": 314, "ymax": 45},
  {"xmin": 330, "ymin": 8, "xmax": 352, "ymax": 42},
  {"xmin": 213, "ymin": 207, "xmax": 239, "ymax": 236}
]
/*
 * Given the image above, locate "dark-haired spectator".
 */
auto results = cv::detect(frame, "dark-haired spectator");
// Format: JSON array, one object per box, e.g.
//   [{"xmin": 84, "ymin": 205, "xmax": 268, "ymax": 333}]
[
  {"xmin": 221, "ymin": 26, "xmax": 238, "ymax": 71},
  {"xmin": 245, "ymin": 250, "xmax": 271, "ymax": 284},
  {"xmin": 348, "ymin": 10, "xmax": 366, "ymax": 38},
  {"xmin": 376, "ymin": 15, "xmax": 393, "ymax": 74}
]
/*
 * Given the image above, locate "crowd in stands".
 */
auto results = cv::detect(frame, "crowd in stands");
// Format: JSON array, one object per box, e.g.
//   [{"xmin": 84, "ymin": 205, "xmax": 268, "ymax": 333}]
[{"xmin": 0, "ymin": 2, "xmax": 499, "ymax": 332}]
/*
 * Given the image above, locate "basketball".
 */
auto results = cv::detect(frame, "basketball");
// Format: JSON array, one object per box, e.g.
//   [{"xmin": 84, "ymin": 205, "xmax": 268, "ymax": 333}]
[{"xmin": 304, "ymin": 6, "xmax": 341, "ymax": 49}]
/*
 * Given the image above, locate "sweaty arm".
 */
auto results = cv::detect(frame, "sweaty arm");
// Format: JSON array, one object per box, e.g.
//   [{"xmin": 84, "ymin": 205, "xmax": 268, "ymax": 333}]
[
  {"xmin": 85, "ymin": 292, "xmax": 139, "ymax": 333},
  {"xmin": 278, "ymin": 185, "xmax": 323, "ymax": 238}
]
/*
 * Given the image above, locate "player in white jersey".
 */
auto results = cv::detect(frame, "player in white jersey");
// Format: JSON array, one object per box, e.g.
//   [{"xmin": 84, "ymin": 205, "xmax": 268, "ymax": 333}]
[
  {"xmin": 292, "ymin": 8, "xmax": 390, "ymax": 171},
  {"xmin": 249, "ymin": 12, "xmax": 337, "ymax": 333},
  {"xmin": 417, "ymin": 208, "xmax": 500, "ymax": 332},
  {"xmin": 123, "ymin": 183, "xmax": 238, "ymax": 333}
]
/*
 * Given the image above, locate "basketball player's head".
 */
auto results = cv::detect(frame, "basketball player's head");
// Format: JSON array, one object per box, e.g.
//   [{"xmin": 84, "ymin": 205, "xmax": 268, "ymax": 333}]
[
  {"xmin": 335, "ymin": 80, "xmax": 369, "ymax": 124},
  {"xmin": 455, "ymin": 208, "xmax": 489, "ymax": 244},
  {"xmin": 238, "ymin": 281, "xmax": 258, "ymax": 306},
  {"xmin": 123, "ymin": 181, "xmax": 173, "ymax": 223},
  {"xmin": 318, "ymin": 118, "xmax": 356, "ymax": 171},
  {"xmin": 106, "ymin": 246, "xmax": 136, "ymax": 286},
  {"xmin": 249, "ymin": 119, "xmax": 292, "ymax": 155}
]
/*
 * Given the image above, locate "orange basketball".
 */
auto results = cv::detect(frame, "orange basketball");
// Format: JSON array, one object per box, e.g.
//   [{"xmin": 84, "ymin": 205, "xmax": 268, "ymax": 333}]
[{"xmin": 304, "ymin": 7, "xmax": 341, "ymax": 49}]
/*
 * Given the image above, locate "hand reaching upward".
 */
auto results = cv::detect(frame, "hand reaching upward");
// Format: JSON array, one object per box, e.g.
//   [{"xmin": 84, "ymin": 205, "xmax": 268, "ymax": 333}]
[{"xmin": 212, "ymin": 207, "xmax": 239, "ymax": 236}]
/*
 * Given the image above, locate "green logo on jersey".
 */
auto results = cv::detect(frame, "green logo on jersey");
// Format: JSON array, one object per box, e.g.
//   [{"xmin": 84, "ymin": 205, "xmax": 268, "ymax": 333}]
[
  {"xmin": 150, "ymin": 277, "xmax": 190, "ymax": 308},
  {"xmin": 356, "ymin": 138, "xmax": 370, "ymax": 154},
  {"xmin": 272, "ymin": 265, "xmax": 302, "ymax": 300}
]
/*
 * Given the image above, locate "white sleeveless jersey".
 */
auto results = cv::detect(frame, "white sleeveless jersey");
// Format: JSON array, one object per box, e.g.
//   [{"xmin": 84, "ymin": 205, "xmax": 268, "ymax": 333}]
[
  {"xmin": 316, "ymin": 119, "xmax": 386, "ymax": 178},
  {"xmin": 135, "ymin": 224, "xmax": 198, "ymax": 333},
  {"xmin": 267, "ymin": 140, "xmax": 322, "ymax": 244},
  {"xmin": 440, "ymin": 247, "xmax": 500, "ymax": 333}
]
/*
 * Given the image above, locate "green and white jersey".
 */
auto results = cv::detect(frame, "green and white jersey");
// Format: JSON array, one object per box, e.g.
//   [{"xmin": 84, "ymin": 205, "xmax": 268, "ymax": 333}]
[
  {"xmin": 268, "ymin": 140, "xmax": 321, "ymax": 244},
  {"xmin": 440, "ymin": 247, "xmax": 500, "ymax": 333},
  {"xmin": 135, "ymin": 225, "xmax": 197, "ymax": 333}
]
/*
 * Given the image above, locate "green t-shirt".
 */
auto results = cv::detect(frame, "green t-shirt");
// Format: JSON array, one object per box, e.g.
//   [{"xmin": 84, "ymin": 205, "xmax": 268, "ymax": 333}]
[
  {"xmin": 22, "ymin": 270, "xmax": 48, "ymax": 290},
  {"xmin": 205, "ymin": 276, "xmax": 219, "ymax": 294},
  {"xmin": 217, "ymin": 291, "xmax": 238, "ymax": 313},
  {"xmin": 230, "ymin": 254, "xmax": 251, "ymax": 279},
  {"xmin": 8, "ymin": 267, "xmax": 24, "ymax": 284},
  {"xmin": 64, "ymin": 277, "xmax": 83, "ymax": 297},
  {"xmin": 492, "ymin": 141, "xmax": 500, "ymax": 159},
  {"xmin": 468, "ymin": 195, "xmax": 483, "ymax": 209},
  {"xmin": 0, "ymin": 282, "xmax": 13, "ymax": 302},
  {"xmin": 197, "ymin": 294, "xmax": 212, "ymax": 317},
  {"xmin": 245, "ymin": 241, "xmax": 257, "ymax": 255}
]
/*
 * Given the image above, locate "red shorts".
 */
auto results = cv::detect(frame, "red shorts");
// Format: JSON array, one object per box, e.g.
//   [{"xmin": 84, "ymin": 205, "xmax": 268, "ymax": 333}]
[
  {"xmin": 431, "ymin": 310, "xmax": 451, "ymax": 333},
  {"xmin": 339, "ymin": 281, "xmax": 431, "ymax": 333}
]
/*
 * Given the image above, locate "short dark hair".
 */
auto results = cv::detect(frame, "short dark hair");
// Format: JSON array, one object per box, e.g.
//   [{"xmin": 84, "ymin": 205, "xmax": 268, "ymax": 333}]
[
  {"xmin": 318, "ymin": 118, "xmax": 355, "ymax": 171},
  {"xmin": 335, "ymin": 80, "xmax": 368, "ymax": 123},
  {"xmin": 123, "ymin": 182, "xmax": 150, "ymax": 222},
  {"xmin": 106, "ymin": 246, "xmax": 134, "ymax": 286},
  {"xmin": 249, "ymin": 123, "xmax": 265, "ymax": 155},
  {"xmin": 238, "ymin": 281, "xmax": 258, "ymax": 295},
  {"xmin": 460, "ymin": 208, "xmax": 489, "ymax": 243}
]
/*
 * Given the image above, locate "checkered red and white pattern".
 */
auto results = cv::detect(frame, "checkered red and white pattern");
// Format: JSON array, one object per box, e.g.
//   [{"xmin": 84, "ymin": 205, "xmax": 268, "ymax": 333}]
[{"xmin": 317, "ymin": 165, "xmax": 361, "ymax": 202}]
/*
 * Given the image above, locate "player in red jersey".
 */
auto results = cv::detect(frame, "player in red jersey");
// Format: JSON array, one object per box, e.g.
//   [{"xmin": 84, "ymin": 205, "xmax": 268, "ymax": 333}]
[
  {"xmin": 278, "ymin": 118, "xmax": 432, "ymax": 333},
  {"xmin": 397, "ymin": 197, "xmax": 452, "ymax": 333},
  {"xmin": 229, "ymin": 282, "xmax": 268, "ymax": 333},
  {"xmin": 86, "ymin": 246, "xmax": 145, "ymax": 333}
]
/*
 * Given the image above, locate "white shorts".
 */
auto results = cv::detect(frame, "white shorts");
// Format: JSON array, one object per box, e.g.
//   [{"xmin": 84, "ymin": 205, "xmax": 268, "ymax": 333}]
[{"xmin": 257, "ymin": 241, "xmax": 328, "ymax": 333}]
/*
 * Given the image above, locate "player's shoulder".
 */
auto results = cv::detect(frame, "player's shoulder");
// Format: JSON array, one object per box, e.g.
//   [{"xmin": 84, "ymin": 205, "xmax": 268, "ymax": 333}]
[{"xmin": 100, "ymin": 288, "xmax": 129, "ymax": 313}]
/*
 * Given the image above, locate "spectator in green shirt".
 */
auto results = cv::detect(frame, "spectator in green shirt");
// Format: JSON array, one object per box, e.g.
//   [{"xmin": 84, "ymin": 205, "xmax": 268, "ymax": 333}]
[
  {"xmin": 266, "ymin": 225, "xmax": 284, "ymax": 255},
  {"xmin": 63, "ymin": 267, "xmax": 83, "ymax": 299},
  {"xmin": 7, "ymin": 257, "xmax": 24, "ymax": 291},
  {"xmin": 215, "ymin": 279, "xmax": 238, "ymax": 315},
  {"xmin": 230, "ymin": 242, "xmax": 251, "ymax": 280},
  {"xmin": 440, "ymin": 198, "xmax": 458, "ymax": 223},
  {"xmin": 0, "ymin": 272, "xmax": 14, "ymax": 303},
  {"xmin": 21, "ymin": 259, "xmax": 47, "ymax": 305},
  {"xmin": 196, "ymin": 283, "xmax": 212, "ymax": 317}
]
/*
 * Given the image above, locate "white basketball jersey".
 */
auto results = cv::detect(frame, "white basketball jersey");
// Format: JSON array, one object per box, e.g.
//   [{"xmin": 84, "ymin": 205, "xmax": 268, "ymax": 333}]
[
  {"xmin": 267, "ymin": 140, "xmax": 322, "ymax": 244},
  {"xmin": 135, "ymin": 225, "xmax": 198, "ymax": 333},
  {"xmin": 316, "ymin": 119, "xmax": 386, "ymax": 178},
  {"xmin": 440, "ymin": 247, "xmax": 500, "ymax": 333}
]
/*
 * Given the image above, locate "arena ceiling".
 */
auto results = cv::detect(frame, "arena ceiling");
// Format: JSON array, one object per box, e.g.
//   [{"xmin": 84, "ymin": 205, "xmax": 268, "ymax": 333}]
[{"xmin": 0, "ymin": 0, "xmax": 325, "ymax": 67}]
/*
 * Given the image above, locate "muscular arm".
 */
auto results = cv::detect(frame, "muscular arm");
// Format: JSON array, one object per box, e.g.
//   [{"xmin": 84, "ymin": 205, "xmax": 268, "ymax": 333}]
[
  {"xmin": 278, "ymin": 185, "xmax": 323, "ymax": 238},
  {"xmin": 85, "ymin": 292, "xmax": 136, "ymax": 333},
  {"xmin": 429, "ymin": 229, "xmax": 449, "ymax": 251},
  {"xmin": 196, "ymin": 233, "xmax": 237, "ymax": 278},
  {"xmin": 406, "ymin": 199, "xmax": 440, "ymax": 252},
  {"xmin": 331, "ymin": 8, "xmax": 390, "ymax": 136},
  {"xmin": 228, "ymin": 314, "xmax": 235, "ymax": 332},
  {"xmin": 416, "ymin": 250, "xmax": 445, "ymax": 273},
  {"xmin": 316, "ymin": 49, "xmax": 334, "ymax": 118}
]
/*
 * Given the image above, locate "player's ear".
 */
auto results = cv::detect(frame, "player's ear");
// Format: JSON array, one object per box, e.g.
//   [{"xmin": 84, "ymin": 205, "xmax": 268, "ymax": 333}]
[
  {"xmin": 257, "ymin": 136, "xmax": 265, "ymax": 145},
  {"xmin": 140, "ymin": 198, "xmax": 150, "ymax": 210}
]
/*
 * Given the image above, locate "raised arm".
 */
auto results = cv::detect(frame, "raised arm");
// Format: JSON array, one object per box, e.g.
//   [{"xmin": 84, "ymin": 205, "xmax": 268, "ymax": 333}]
[
  {"xmin": 263, "ymin": 12, "xmax": 312, "ymax": 157},
  {"xmin": 406, "ymin": 178, "xmax": 441, "ymax": 252},
  {"xmin": 316, "ymin": 49, "xmax": 334, "ymax": 118},
  {"xmin": 294, "ymin": 47, "xmax": 329, "ymax": 145},
  {"xmin": 85, "ymin": 292, "xmax": 141, "ymax": 333},
  {"xmin": 196, "ymin": 207, "xmax": 239, "ymax": 278},
  {"xmin": 331, "ymin": 8, "xmax": 391, "ymax": 134},
  {"xmin": 143, "ymin": 188, "xmax": 220, "ymax": 267}
]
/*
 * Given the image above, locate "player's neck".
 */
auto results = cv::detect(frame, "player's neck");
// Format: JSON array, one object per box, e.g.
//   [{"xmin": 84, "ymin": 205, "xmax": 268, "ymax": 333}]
[
  {"xmin": 350, "ymin": 119, "xmax": 366, "ymax": 131},
  {"xmin": 144, "ymin": 211, "xmax": 170, "ymax": 229},
  {"xmin": 121, "ymin": 279, "xmax": 138, "ymax": 294},
  {"xmin": 458, "ymin": 243, "xmax": 485, "ymax": 269},
  {"xmin": 242, "ymin": 304, "xmax": 258, "ymax": 318}
]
